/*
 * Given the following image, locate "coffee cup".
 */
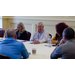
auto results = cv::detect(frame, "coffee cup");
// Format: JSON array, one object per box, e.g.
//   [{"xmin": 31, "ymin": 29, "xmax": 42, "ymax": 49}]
[{"xmin": 32, "ymin": 48, "xmax": 36, "ymax": 54}]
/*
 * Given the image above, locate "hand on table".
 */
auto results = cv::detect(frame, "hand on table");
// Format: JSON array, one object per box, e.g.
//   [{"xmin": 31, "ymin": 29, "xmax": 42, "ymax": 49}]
[{"xmin": 33, "ymin": 40, "xmax": 40, "ymax": 44}]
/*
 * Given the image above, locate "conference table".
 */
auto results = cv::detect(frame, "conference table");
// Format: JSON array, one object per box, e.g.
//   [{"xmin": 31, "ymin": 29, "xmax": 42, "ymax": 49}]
[
  {"xmin": 0, "ymin": 38, "xmax": 56, "ymax": 59},
  {"xmin": 22, "ymin": 41, "xmax": 56, "ymax": 59}
]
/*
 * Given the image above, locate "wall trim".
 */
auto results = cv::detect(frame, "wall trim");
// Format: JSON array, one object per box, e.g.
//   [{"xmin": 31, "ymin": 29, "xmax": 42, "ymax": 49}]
[{"xmin": 1, "ymin": 17, "xmax": 75, "ymax": 22}]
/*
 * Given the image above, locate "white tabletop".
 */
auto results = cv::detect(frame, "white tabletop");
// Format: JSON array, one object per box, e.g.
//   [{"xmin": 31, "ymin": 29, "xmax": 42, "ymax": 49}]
[
  {"xmin": 0, "ymin": 38, "xmax": 56, "ymax": 59},
  {"xmin": 0, "ymin": 37, "xmax": 5, "ymax": 41},
  {"xmin": 23, "ymin": 42, "xmax": 56, "ymax": 59}
]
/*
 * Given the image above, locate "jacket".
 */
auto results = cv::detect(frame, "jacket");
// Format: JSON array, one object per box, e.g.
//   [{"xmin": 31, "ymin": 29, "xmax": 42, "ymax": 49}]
[{"xmin": 16, "ymin": 31, "xmax": 28, "ymax": 40}]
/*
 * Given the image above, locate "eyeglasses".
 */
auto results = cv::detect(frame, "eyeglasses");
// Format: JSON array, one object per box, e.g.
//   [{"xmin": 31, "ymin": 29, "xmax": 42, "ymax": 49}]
[
  {"xmin": 37, "ymin": 26, "xmax": 43, "ymax": 28},
  {"xmin": 17, "ymin": 27, "xmax": 20, "ymax": 28}
]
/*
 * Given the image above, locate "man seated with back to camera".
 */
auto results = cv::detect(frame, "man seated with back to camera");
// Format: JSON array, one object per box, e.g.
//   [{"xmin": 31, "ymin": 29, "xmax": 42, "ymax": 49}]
[
  {"xmin": 51, "ymin": 28, "xmax": 75, "ymax": 59},
  {"xmin": 0, "ymin": 28, "xmax": 29, "ymax": 59},
  {"xmin": 31, "ymin": 22, "xmax": 49, "ymax": 44}
]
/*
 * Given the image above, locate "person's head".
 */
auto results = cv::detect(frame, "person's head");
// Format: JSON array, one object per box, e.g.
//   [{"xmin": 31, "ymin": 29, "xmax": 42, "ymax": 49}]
[
  {"xmin": 5, "ymin": 28, "xmax": 17, "ymax": 40},
  {"xmin": 56, "ymin": 22, "xmax": 68, "ymax": 37},
  {"xmin": 37, "ymin": 22, "xmax": 44, "ymax": 33},
  {"xmin": 17, "ymin": 22, "xmax": 26, "ymax": 32},
  {"xmin": 62, "ymin": 28, "xmax": 75, "ymax": 42}
]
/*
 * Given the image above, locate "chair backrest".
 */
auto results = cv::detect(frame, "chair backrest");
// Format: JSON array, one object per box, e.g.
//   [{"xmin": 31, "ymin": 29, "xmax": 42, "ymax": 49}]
[
  {"xmin": 27, "ymin": 31, "xmax": 31, "ymax": 41},
  {"xmin": 0, "ymin": 28, "xmax": 5, "ymax": 37},
  {"xmin": 0, "ymin": 54, "xmax": 11, "ymax": 59},
  {"xmin": 49, "ymin": 34, "xmax": 52, "ymax": 38}
]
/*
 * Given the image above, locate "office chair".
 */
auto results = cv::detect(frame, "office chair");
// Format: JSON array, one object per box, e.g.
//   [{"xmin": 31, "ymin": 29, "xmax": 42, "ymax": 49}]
[
  {"xmin": 0, "ymin": 28, "xmax": 5, "ymax": 37},
  {"xmin": 27, "ymin": 31, "xmax": 31, "ymax": 41},
  {"xmin": 49, "ymin": 34, "xmax": 52, "ymax": 38},
  {"xmin": 0, "ymin": 54, "xmax": 11, "ymax": 59}
]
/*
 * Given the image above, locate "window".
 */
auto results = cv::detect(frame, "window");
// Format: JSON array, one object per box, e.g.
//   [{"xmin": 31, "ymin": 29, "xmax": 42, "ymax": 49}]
[{"xmin": 0, "ymin": 16, "xmax": 2, "ymax": 28}]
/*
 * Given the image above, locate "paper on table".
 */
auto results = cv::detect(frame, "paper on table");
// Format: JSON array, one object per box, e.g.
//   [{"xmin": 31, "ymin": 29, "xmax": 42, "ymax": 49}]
[
  {"xmin": 23, "ymin": 41, "xmax": 33, "ymax": 44},
  {"xmin": 0, "ymin": 38, "xmax": 5, "ymax": 41},
  {"xmin": 45, "ymin": 44, "xmax": 56, "ymax": 47},
  {"xmin": 17, "ymin": 40, "xmax": 24, "ymax": 42}
]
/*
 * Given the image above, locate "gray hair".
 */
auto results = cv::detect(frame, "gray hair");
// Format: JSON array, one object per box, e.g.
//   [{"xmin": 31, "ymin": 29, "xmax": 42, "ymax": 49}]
[
  {"xmin": 17, "ymin": 22, "xmax": 26, "ymax": 32},
  {"xmin": 6, "ymin": 28, "xmax": 16, "ymax": 38},
  {"xmin": 37, "ymin": 22, "xmax": 44, "ymax": 26}
]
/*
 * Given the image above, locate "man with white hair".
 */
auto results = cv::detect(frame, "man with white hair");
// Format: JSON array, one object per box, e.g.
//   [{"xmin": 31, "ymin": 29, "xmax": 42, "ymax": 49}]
[
  {"xmin": 31, "ymin": 22, "xmax": 49, "ymax": 44},
  {"xmin": 0, "ymin": 28, "xmax": 29, "ymax": 59}
]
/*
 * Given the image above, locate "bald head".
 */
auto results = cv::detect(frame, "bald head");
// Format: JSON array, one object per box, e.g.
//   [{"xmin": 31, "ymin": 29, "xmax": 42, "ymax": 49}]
[{"xmin": 6, "ymin": 28, "xmax": 16, "ymax": 38}]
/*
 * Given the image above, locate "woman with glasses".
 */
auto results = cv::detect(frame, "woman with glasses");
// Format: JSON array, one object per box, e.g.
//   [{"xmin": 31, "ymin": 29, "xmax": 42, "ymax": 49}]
[{"xmin": 16, "ymin": 22, "xmax": 28, "ymax": 40}]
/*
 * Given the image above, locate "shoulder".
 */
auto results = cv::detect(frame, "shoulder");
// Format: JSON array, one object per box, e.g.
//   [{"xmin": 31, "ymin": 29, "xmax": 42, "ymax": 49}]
[
  {"xmin": 16, "ymin": 30, "xmax": 18, "ymax": 33},
  {"xmin": 52, "ymin": 34, "xmax": 57, "ymax": 40},
  {"xmin": 44, "ymin": 30, "xmax": 48, "ymax": 33},
  {"xmin": 55, "ymin": 44, "xmax": 63, "ymax": 51},
  {"xmin": 21, "ymin": 31, "xmax": 27, "ymax": 34},
  {"xmin": 43, "ymin": 30, "xmax": 49, "ymax": 35},
  {"xmin": 14, "ymin": 40, "xmax": 23, "ymax": 45},
  {"xmin": 33, "ymin": 31, "xmax": 38, "ymax": 35},
  {"xmin": 22, "ymin": 31, "xmax": 27, "ymax": 33},
  {"xmin": 54, "ymin": 34, "xmax": 57, "ymax": 37},
  {"xmin": 14, "ymin": 41, "xmax": 25, "ymax": 50},
  {"xmin": 13, "ymin": 40, "xmax": 25, "ymax": 47}
]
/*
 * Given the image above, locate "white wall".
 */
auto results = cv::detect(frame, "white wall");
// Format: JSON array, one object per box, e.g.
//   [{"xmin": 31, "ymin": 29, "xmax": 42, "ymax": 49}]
[
  {"xmin": 5, "ymin": 16, "xmax": 75, "ymax": 19},
  {"xmin": 2, "ymin": 16, "xmax": 75, "ymax": 39}
]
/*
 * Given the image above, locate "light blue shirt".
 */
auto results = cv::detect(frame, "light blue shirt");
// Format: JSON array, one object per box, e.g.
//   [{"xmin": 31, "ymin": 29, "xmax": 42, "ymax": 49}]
[
  {"xmin": 31, "ymin": 30, "xmax": 49, "ymax": 43},
  {"xmin": 0, "ymin": 37, "xmax": 29, "ymax": 59}
]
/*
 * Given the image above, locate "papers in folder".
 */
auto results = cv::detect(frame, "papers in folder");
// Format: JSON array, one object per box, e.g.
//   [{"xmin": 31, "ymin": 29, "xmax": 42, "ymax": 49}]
[{"xmin": 17, "ymin": 40, "xmax": 33, "ymax": 44}]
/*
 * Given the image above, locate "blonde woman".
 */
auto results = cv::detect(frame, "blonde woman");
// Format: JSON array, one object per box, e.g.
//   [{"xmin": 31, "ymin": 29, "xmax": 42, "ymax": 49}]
[{"xmin": 16, "ymin": 22, "xmax": 28, "ymax": 40}]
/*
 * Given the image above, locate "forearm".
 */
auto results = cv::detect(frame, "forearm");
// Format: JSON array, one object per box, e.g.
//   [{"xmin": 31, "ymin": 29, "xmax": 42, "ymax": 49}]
[
  {"xmin": 22, "ymin": 50, "xmax": 29, "ymax": 59},
  {"xmin": 50, "ymin": 46, "xmax": 62, "ymax": 59},
  {"xmin": 50, "ymin": 47, "xmax": 59, "ymax": 59},
  {"xmin": 33, "ymin": 38, "xmax": 47, "ymax": 44},
  {"xmin": 39, "ymin": 37, "xmax": 48, "ymax": 43}
]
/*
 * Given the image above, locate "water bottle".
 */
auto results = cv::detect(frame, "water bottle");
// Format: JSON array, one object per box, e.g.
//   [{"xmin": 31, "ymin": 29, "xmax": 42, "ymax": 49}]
[
  {"xmin": 56, "ymin": 40, "xmax": 58, "ymax": 45},
  {"xmin": 48, "ymin": 36, "xmax": 52, "ymax": 47}
]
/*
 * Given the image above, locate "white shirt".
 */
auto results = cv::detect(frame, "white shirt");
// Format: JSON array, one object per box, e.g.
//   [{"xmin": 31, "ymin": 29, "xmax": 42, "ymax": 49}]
[{"xmin": 31, "ymin": 30, "xmax": 49, "ymax": 43}]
